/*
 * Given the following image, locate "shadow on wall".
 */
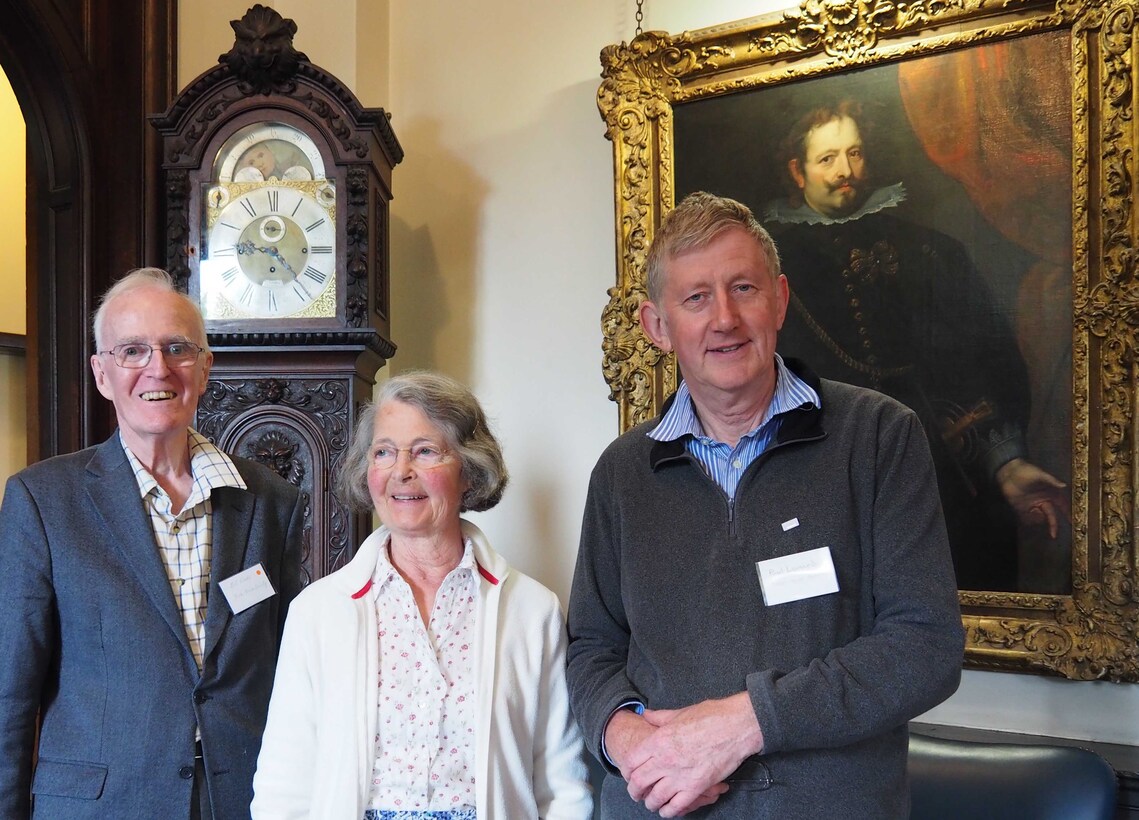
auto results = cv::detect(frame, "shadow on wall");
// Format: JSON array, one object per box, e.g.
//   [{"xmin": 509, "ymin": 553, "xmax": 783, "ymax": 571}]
[
  {"xmin": 388, "ymin": 116, "xmax": 487, "ymax": 382},
  {"xmin": 455, "ymin": 73, "xmax": 616, "ymax": 602},
  {"xmin": 511, "ymin": 471, "xmax": 576, "ymax": 601}
]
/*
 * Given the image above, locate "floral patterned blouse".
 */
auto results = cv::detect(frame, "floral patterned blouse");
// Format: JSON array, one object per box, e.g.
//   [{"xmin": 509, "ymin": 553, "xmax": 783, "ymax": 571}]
[{"xmin": 366, "ymin": 540, "xmax": 478, "ymax": 813}]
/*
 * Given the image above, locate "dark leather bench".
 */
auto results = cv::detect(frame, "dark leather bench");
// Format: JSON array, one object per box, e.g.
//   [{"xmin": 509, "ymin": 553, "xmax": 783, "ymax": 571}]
[{"xmin": 909, "ymin": 732, "xmax": 1119, "ymax": 819}]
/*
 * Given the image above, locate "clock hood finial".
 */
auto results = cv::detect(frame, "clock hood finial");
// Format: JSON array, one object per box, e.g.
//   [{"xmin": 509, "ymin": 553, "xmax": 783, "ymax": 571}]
[{"xmin": 220, "ymin": 4, "xmax": 310, "ymax": 95}]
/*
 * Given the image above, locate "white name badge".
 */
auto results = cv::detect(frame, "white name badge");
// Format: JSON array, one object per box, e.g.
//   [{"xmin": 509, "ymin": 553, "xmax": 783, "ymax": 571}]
[
  {"xmin": 218, "ymin": 562, "xmax": 277, "ymax": 614},
  {"xmin": 755, "ymin": 546, "xmax": 840, "ymax": 606}
]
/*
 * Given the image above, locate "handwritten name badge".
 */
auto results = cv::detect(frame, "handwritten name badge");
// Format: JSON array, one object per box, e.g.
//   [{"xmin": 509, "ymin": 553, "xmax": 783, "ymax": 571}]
[
  {"xmin": 755, "ymin": 546, "xmax": 839, "ymax": 606},
  {"xmin": 218, "ymin": 562, "xmax": 277, "ymax": 614}
]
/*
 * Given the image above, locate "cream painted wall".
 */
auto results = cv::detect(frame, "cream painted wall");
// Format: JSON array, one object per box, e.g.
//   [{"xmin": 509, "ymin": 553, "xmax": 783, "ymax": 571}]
[
  {"xmin": 0, "ymin": 65, "xmax": 27, "ymax": 499},
  {"xmin": 178, "ymin": 0, "xmax": 374, "ymax": 93},
  {"xmin": 0, "ymin": 68, "xmax": 25, "ymax": 335},
  {"xmin": 179, "ymin": 1, "xmax": 1139, "ymax": 748}
]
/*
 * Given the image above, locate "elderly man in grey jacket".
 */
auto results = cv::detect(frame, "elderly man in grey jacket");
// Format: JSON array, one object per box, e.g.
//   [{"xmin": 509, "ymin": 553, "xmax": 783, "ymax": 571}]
[
  {"xmin": 567, "ymin": 192, "xmax": 964, "ymax": 818},
  {"xmin": 0, "ymin": 268, "xmax": 303, "ymax": 819}
]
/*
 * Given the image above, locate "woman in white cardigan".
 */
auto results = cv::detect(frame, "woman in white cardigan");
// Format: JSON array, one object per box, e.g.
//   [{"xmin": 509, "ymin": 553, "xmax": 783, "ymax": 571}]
[{"xmin": 251, "ymin": 372, "xmax": 592, "ymax": 820}]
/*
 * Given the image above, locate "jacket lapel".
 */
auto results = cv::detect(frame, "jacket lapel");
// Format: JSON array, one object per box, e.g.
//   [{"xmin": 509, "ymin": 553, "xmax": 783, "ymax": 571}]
[
  {"xmin": 202, "ymin": 484, "xmax": 254, "ymax": 662},
  {"xmin": 467, "ymin": 520, "xmax": 507, "ymax": 816},
  {"xmin": 86, "ymin": 436, "xmax": 192, "ymax": 658}
]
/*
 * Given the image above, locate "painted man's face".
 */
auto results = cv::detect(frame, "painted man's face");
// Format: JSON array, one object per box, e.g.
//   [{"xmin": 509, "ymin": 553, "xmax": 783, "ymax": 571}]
[
  {"xmin": 241, "ymin": 144, "xmax": 277, "ymax": 179},
  {"xmin": 788, "ymin": 115, "xmax": 871, "ymax": 218}
]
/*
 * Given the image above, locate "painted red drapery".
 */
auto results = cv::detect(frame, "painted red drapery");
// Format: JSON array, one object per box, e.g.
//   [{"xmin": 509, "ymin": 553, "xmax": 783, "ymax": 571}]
[{"xmin": 897, "ymin": 33, "xmax": 1073, "ymax": 590}]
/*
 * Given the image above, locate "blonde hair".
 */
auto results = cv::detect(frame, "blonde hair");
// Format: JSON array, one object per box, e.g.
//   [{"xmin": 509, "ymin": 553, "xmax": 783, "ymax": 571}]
[{"xmin": 644, "ymin": 192, "xmax": 781, "ymax": 303}]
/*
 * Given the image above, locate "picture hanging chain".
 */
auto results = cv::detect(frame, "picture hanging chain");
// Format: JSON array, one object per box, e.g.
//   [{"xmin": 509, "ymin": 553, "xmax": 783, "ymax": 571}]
[{"xmin": 635, "ymin": 0, "xmax": 644, "ymax": 36}]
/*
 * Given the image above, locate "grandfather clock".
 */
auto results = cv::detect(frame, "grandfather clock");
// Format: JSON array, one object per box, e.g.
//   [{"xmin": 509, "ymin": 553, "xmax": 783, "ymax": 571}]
[{"xmin": 150, "ymin": 5, "xmax": 402, "ymax": 583}]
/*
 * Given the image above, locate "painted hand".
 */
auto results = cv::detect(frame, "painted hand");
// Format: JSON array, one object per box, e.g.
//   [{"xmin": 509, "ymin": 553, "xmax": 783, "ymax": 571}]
[{"xmin": 996, "ymin": 457, "xmax": 1070, "ymax": 539}]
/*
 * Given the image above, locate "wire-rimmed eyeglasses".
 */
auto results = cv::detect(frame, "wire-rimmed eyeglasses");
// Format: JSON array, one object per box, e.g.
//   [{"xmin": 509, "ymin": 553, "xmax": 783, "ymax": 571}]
[
  {"xmin": 372, "ymin": 444, "xmax": 452, "ymax": 470},
  {"xmin": 98, "ymin": 341, "xmax": 204, "ymax": 369}
]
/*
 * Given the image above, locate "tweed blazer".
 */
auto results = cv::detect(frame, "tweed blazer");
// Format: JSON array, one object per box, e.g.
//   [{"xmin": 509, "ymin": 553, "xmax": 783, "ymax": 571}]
[{"xmin": 0, "ymin": 432, "xmax": 304, "ymax": 819}]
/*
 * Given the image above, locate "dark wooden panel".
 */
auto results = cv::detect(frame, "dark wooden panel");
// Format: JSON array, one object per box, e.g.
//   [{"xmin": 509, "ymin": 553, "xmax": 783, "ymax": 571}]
[{"xmin": 0, "ymin": 333, "xmax": 26, "ymax": 355}]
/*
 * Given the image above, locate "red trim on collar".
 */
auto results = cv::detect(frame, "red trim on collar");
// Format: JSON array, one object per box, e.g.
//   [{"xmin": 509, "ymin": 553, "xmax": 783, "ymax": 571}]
[
  {"xmin": 352, "ymin": 565, "xmax": 496, "ymax": 593},
  {"xmin": 476, "ymin": 561, "xmax": 499, "ymax": 585}
]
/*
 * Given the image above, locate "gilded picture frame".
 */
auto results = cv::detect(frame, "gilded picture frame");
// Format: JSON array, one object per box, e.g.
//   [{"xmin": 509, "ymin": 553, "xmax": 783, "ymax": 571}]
[{"xmin": 598, "ymin": 0, "xmax": 1139, "ymax": 680}]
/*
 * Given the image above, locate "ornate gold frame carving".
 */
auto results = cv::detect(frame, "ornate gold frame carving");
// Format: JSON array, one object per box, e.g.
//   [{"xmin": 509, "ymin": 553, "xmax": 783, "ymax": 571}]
[{"xmin": 598, "ymin": 0, "xmax": 1139, "ymax": 680}]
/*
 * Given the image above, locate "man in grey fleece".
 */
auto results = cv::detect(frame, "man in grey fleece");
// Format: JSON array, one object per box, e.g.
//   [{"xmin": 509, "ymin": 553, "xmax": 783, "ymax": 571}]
[{"xmin": 566, "ymin": 191, "xmax": 964, "ymax": 818}]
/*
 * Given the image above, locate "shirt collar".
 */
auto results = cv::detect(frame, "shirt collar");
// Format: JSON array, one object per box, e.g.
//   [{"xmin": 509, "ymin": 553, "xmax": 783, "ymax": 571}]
[
  {"xmin": 648, "ymin": 354, "xmax": 821, "ymax": 444},
  {"xmin": 371, "ymin": 535, "xmax": 478, "ymax": 599},
  {"xmin": 121, "ymin": 428, "xmax": 246, "ymax": 504}
]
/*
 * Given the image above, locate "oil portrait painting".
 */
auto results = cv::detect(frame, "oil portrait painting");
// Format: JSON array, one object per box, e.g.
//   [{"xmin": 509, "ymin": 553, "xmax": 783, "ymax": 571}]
[
  {"xmin": 597, "ymin": 0, "xmax": 1139, "ymax": 680},
  {"xmin": 673, "ymin": 33, "xmax": 1073, "ymax": 596}
]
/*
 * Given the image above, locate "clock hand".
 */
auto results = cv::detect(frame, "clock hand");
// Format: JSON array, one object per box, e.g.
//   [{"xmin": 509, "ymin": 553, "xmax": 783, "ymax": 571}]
[
  {"xmin": 233, "ymin": 240, "xmax": 299, "ymax": 278},
  {"xmin": 259, "ymin": 245, "xmax": 299, "ymax": 278}
]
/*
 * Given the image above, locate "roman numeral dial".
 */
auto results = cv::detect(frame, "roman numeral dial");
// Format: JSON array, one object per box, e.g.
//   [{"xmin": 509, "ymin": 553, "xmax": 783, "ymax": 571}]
[{"xmin": 201, "ymin": 182, "xmax": 337, "ymax": 320}]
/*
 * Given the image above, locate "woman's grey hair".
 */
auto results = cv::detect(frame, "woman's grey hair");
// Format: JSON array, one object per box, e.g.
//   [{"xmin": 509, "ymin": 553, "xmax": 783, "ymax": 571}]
[
  {"xmin": 644, "ymin": 191, "xmax": 782, "ymax": 304},
  {"xmin": 92, "ymin": 267, "xmax": 208, "ymax": 351},
  {"xmin": 335, "ymin": 371, "xmax": 510, "ymax": 514}
]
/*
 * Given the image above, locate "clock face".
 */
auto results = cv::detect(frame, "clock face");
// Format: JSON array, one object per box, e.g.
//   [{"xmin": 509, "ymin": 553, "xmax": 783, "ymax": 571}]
[{"xmin": 200, "ymin": 182, "xmax": 337, "ymax": 320}]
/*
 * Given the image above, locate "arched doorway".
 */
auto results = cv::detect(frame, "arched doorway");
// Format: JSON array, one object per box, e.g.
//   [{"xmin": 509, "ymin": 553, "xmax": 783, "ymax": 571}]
[
  {"xmin": 0, "ymin": 0, "xmax": 173, "ymax": 460},
  {"xmin": 0, "ymin": 65, "xmax": 27, "ymax": 486}
]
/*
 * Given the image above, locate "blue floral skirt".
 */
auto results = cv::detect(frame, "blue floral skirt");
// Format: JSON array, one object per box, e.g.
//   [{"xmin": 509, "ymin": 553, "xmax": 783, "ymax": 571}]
[{"xmin": 363, "ymin": 810, "xmax": 476, "ymax": 820}]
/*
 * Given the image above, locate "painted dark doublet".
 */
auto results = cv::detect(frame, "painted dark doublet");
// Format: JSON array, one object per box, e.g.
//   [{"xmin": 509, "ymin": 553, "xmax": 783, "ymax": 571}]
[{"xmin": 769, "ymin": 203, "xmax": 1029, "ymax": 590}]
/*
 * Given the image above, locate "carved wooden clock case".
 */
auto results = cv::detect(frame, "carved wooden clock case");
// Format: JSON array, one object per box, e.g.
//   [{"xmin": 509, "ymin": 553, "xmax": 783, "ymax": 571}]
[{"xmin": 150, "ymin": 5, "xmax": 402, "ymax": 583}]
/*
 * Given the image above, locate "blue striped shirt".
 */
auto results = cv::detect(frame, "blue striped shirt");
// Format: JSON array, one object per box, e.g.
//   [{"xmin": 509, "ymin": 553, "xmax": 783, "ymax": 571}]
[{"xmin": 648, "ymin": 355, "xmax": 821, "ymax": 499}]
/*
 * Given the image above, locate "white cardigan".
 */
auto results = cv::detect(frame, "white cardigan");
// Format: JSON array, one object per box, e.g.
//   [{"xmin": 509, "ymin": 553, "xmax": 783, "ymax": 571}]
[{"xmin": 251, "ymin": 520, "xmax": 593, "ymax": 819}]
